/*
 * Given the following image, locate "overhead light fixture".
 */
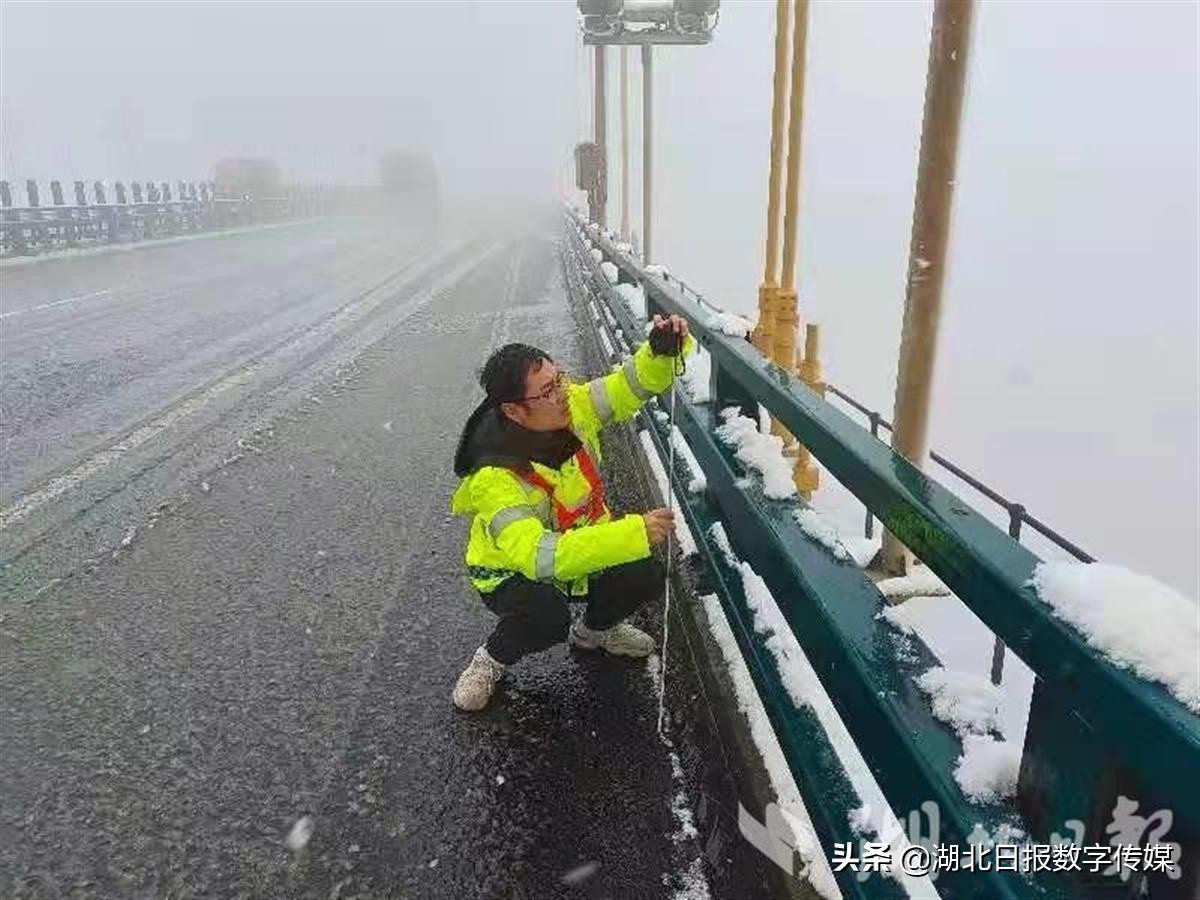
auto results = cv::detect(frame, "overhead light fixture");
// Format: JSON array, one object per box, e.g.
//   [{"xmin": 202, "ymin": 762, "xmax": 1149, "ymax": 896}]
[{"xmin": 577, "ymin": 0, "xmax": 720, "ymax": 45}]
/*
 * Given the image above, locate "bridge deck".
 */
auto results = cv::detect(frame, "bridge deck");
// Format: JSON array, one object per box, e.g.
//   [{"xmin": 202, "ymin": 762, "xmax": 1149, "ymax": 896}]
[{"xmin": 0, "ymin": 216, "xmax": 772, "ymax": 899}]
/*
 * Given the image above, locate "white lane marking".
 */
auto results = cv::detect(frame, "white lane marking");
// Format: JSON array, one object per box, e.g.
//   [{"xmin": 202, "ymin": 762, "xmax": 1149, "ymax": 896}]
[
  {"xmin": 0, "ymin": 240, "xmax": 504, "ymax": 530},
  {"xmin": 0, "ymin": 287, "xmax": 120, "ymax": 320},
  {"xmin": 0, "ymin": 364, "xmax": 261, "ymax": 530}
]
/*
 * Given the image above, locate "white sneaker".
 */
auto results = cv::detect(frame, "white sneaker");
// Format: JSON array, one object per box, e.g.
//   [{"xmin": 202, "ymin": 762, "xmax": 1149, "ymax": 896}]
[
  {"xmin": 452, "ymin": 646, "xmax": 505, "ymax": 711},
  {"xmin": 569, "ymin": 621, "xmax": 655, "ymax": 658}
]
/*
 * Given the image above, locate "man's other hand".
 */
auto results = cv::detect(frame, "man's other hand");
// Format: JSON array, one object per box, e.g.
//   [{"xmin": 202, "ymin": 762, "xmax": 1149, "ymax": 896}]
[
  {"xmin": 642, "ymin": 508, "xmax": 676, "ymax": 545},
  {"xmin": 648, "ymin": 314, "xmax": 689, "ymax": 356}
]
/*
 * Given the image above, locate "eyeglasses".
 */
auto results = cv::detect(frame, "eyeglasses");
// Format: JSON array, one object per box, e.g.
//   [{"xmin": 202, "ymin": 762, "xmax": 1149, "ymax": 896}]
[{"xmin": 518, "ymin": 370, "xmax": 568, "ymax": 403}]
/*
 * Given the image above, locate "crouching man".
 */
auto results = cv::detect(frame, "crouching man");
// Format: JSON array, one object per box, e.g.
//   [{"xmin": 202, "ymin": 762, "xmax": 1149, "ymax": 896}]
[{"xmin": 449, "ymin": 314, "xmax": 693, "ymax": 711}]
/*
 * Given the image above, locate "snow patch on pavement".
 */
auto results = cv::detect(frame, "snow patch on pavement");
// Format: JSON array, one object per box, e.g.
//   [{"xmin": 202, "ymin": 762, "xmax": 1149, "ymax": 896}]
[
  {"xmin": 670, "ymin": 857, "xmax": 712, "ymax": 900},
  {"xmin": 643, "ymin": 656, "xmax": 712, "ymax": 900},
  {"xmin": 560, "ymin": 862, "xmax": 600, "ymax": 885},
  {"xmin": 668, "ymin": 751, "xmax": 700, "ymax": 843},
  {"xmin": 285, "ymin": 816, "xmax": 314, "ymax": 852}
]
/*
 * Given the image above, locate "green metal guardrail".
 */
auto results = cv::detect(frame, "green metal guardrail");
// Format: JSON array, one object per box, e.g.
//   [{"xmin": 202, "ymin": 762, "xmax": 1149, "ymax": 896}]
[{"xmin": 564, "ymin": 212, "xmax": 1199, "ymax": 900}]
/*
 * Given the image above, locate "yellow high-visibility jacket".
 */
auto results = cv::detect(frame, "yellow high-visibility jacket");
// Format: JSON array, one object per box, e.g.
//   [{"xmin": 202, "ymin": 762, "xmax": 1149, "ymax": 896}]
[{"xmin": 450, "ymin": 335, "xmax": 694, "ymax": 594}]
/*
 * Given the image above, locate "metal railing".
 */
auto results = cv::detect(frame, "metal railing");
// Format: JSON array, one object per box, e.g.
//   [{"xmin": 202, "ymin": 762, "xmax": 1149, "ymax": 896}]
[
  {"xmin": 820, "ymin": 383, "xmax": 1096, "ymax": 689},
  {"xmin": 0, "ymin": 177, "xmax": 351, "ymax": 257},
  {"xmin": 624, "ymin": 247, "xmax": 1099, "ymax": 688},
  {"xmin": 567, "ymin": 212, "xmax": 1199, "ymax": 900},
  {"xmin": 823, "ymin": 384, "xmax": 1095, "ymax": 563}
]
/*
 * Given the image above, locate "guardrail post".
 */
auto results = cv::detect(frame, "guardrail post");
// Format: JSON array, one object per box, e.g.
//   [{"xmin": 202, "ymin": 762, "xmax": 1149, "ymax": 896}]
[
  {"xmin": 798, "ymin": 322, "xmax": 824, "ymax": 396},
  {"xmin": 863, "ymin": 410, "xmax": 882, "ymax": 539},
  {"xmin": 143, "ymin": 182, "xmax": 157, "ymax": 238},
  {"xmin": 790, "ymin": 322, "xmax": 826, "ymax": 498},
  {"xmin": 0, "ymin": 180, "xmax": 21, "ymax": 255},
  {"xmin": 94, "ymin": 181, "xmax": 116, "ymax": 243},
  {"xmin": 52, "ymin": 181, "xmax": 70, "ymax": 246},
  {"xmin": 711, "ymin": 356, "xmax": 757, "ymax": 425},
  {"xmin": 26, "ymin": 181, "xmax": 44, "ymax": 248},
  {"xmin": 988, "ymin": 502, "xmax": 1024, "ymax": 685},
  {"xmin": 1019, "ymin": 651, "xmax": 1200, "ymax": 895},
  {"xmin": 74, "ymin": 181, "xmax": 89, "ymax": 242}
]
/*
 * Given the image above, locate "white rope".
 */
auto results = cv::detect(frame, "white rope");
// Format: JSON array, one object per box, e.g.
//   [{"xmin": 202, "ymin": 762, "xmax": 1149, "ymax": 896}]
[{"xmin": 656, "ymin": 378, "xmax": 678, "ymax": 738}]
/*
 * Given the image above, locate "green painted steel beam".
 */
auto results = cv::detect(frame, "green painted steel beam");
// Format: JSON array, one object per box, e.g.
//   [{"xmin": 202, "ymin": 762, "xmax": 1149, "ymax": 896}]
[
  {"xmin": 635, "ymin": 411, "xmax": 906, "ymax": 900},
  {"xmin": 573, "ymin": 217, "xmax": 1200, "ymax": 823},
  {"xmin": 572, "ymin": 236, "xmax": 1066, "ymax": 898},
  {"xmin": 666, "ymin": 402, "xmax": 1070, "ymax": 900}
]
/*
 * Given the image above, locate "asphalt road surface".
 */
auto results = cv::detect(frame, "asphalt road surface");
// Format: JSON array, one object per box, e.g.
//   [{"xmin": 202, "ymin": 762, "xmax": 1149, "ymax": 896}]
[{"xmin": 0, "ymin": 212, "xmax": 778, "ymax": 899}]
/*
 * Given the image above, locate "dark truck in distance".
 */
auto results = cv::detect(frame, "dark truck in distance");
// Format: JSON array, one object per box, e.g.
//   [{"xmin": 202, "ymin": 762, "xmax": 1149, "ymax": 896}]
[
  {"xmin": 379, "ymin": 149, "xmax": 440, "ymax": 225},
  {"xmin": 213, "ymin": 158, "xmax": 283, "ymax": 201},
  {"xmin": 213, "ymin": 158, "xmax": 286, "ymax": 225}
]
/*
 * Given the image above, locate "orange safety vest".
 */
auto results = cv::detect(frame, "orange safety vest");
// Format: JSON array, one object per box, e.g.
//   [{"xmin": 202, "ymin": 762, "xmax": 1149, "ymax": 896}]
[{"xmin": 511, "ymin": 447, "xmax": 607, "ymax": 530}]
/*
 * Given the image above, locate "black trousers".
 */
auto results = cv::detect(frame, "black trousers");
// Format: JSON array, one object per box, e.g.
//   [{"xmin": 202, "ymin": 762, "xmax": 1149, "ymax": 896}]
[{"xmin": 480, "ymin": 557, "xmax": 664, "ymax": 665}]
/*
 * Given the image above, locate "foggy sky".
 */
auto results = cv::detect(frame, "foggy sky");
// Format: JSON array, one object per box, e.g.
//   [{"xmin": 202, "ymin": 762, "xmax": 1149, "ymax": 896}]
[
  {"xmin": 0, "ymin": 1, "xmax": 579, "ymax": 193},
  {"xmin": 2, "ymin": 0, "xmax": 1197, "ymax": 595}
]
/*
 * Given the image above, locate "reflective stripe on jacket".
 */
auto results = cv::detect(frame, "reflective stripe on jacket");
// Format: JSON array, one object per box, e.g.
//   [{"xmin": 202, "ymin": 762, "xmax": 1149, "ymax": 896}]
[{"xmin": 450, "ymin": 334, "xmax": 695, "ymax": 593}]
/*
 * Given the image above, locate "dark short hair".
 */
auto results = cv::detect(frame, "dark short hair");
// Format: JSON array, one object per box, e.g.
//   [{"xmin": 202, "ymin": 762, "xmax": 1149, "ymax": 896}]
[{"xmin": 479, "ymin": 343, "xmax": 552, "ymax": 403}]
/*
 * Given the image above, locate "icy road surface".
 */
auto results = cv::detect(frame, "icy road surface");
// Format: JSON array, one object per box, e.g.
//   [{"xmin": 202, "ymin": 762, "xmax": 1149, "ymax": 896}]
[{"xmin": 0, "ymin": 211, "xmax": 775, "ymax": 899}]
